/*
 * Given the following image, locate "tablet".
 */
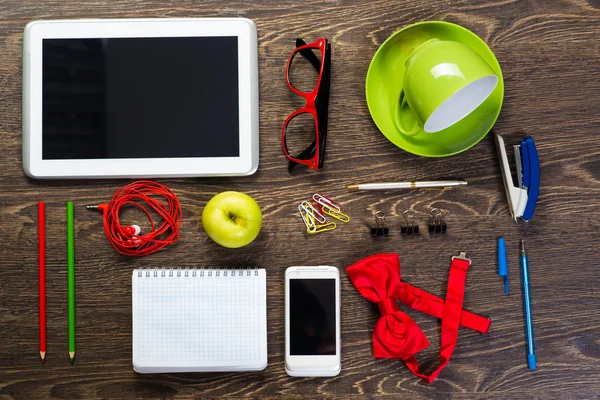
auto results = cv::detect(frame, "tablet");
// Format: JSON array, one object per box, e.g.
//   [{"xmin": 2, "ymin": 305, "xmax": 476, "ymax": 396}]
[{"xmin": 22, "ymin": 18, "xmax": 259, "ymax": 179}]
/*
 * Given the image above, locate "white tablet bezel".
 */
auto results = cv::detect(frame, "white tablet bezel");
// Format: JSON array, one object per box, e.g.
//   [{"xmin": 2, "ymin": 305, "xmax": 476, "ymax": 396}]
[
  {"xmin": 23, "ymin": 18, "xmax": 259, "ymax": 179},
  {"xmin": 284, "ymin": 266, "xmax": 341, "ymax": 377}
]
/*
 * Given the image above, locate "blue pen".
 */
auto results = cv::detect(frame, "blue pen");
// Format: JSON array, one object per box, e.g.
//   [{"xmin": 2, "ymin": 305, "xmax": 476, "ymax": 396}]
[{"xmin": 521, "ymin": 240, "xmax": 536, "ymax": 370}]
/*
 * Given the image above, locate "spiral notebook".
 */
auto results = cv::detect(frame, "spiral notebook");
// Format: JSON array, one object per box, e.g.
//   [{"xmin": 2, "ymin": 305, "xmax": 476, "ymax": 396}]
[{"xmin": 132, "ymin": 268, "xmax": 267, "ymax": 373}]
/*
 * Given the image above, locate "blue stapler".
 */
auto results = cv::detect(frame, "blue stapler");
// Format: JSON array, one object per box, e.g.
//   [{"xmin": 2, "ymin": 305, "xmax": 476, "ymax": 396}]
[{"xmin": 495, "ymin": 134, "xmax": 540, "ymax": 223}]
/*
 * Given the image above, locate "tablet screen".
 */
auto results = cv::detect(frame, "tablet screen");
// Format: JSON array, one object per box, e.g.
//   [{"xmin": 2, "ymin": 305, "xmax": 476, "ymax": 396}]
[{"xmin": 42, "ymin": 36, "xmax": 239, "ymax": 160}]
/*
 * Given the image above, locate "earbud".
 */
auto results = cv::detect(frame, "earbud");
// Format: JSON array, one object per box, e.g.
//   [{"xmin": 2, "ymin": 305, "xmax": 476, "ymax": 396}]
[
  {"xmin": 124, "ymin": 224, "xmax": 142, "ymax": 236},
  {"xmin": 131, "ymin": 235, "xmax": 142, "ymax": 246}
]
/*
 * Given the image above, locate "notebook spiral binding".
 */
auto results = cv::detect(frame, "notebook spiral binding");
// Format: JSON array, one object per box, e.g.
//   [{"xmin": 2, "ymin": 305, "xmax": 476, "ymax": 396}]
[{"xmin": 138, "ymin": 266, "xmax": 259, "ymax": 278}]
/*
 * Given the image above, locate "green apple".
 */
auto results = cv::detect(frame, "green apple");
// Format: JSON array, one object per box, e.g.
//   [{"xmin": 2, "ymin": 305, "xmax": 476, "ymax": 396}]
[{"xmin": 202, "ymin": 191, "xmax": 262, "ymax": 248}]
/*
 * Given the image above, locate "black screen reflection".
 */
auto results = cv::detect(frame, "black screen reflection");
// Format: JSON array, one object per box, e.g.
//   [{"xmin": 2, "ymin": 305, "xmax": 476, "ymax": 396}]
[
  {"xmin": 290, "ymin": 279, "xmax": 336, "ymax": 356},
  {"xmin": 42, "ymin": 37, "xmax": 240, "ymax": 160}
]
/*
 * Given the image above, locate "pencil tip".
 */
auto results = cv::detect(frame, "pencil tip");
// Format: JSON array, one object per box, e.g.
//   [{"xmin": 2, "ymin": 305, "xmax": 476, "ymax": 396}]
[
  {"xmin": 69, "ymin": 352, "xmax": 75, "ymax": 363},
  {"xmin": 40, "ymin": 351, "xmax": 46, "ymax": 363}
]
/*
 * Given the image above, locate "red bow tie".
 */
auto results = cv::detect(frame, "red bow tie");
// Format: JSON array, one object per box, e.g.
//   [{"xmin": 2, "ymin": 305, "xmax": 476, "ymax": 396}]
[{"xmin": 347, "ymin": 253, "xmax": 491, "ymax": 384}]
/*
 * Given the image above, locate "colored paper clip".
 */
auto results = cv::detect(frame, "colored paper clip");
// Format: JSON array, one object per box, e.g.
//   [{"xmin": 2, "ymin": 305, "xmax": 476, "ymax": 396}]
[
  {"xmin": 300, "ymin": 201, "xmax": 326, "ymax": 224},
  {"xmin": 306, "ymin": 221, "xmax": 337, "ymax": 234},
  {"xmin": 298, "ymin": 203, "xmax": 336, "ymax": 234},
  {"xmin": 312, "ymin": 193, "xmax": 341, "ymax": 211},
  {"xmin": 323, "ymin": 207, "xmax": 350, "ymax": 223},
  {"xmin": 298, "ymin": 204, "xmax": 314, "ymax": 230},
  {"xmin": 312, "ymin": 194, "xmax": 350, "ymax": 223}
]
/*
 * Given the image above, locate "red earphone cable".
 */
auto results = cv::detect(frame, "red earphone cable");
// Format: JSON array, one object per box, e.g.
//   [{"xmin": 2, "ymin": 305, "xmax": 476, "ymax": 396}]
[{"xmin": 89, "ymin": 181, "xmax": 182, "ymax": 256}]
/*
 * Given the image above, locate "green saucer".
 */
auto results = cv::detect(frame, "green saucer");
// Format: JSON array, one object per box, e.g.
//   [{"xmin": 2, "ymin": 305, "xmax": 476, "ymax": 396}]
[{"xmin": 366, "ymin": 21, "xmax": 504, "ymax": 157}]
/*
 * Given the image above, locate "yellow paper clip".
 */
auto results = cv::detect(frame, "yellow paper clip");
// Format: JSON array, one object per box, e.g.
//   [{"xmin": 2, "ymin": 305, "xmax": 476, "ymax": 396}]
[
  {"xmin": 298, "ymin": 202, "xmax": 337, "ymax": 234},
  {"xmin": 307, "ymin": 221, "xmax": 337, "ymax": 234},
  {"xmin": 312, "ymin": 194, "xmax": 350, "ymax": 223},
  {"xmin": 322, "ymin": 207, "xmax": 350, "ymax": 223}
]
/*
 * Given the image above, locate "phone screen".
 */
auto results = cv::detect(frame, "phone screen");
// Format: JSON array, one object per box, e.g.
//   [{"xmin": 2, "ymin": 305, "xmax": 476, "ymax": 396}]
[{"xmin": 289, "ymin": 278, "xmax": 337, "ymax": 356}]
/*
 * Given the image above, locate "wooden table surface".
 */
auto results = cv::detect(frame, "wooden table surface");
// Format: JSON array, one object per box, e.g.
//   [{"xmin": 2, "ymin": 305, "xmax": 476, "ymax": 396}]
[{"xmin": 1, "ymin": 1, "xmax": 600, "ymax": 399}]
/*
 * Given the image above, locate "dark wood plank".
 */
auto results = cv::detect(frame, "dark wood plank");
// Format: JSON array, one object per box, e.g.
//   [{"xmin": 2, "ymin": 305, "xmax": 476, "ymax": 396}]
[{"xmin": 1, "ymin": 0, "xmax": 600, "ymax": 398}]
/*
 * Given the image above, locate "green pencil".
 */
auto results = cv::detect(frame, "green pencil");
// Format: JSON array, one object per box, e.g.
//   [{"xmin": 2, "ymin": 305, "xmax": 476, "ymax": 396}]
[{"xmin": 67, "ymin": 202, "xmax": 75, "ymax": 363}]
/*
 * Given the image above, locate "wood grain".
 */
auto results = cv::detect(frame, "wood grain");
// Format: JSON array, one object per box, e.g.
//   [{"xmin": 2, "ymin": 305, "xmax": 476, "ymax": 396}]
[{"xmin": 1, "ymin": 0, "xmax": 600, "ymax": 399}]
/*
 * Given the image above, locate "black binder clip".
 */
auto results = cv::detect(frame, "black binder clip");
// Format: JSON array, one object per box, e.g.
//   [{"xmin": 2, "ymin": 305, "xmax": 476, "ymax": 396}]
[
  {"xmin": 428, "ymin": 208, "xmax": 447, "ymax": 234},
  {"xmin": 370, "ymin": 211, "xmax": 389, "ymax": 237},
  {"xmin": 401, "ymin": 210, "xmax": 419, "ymax": 236}
]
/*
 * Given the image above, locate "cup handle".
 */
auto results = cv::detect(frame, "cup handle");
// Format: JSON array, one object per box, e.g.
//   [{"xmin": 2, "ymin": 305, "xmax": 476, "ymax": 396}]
[{"xmin": 395, "ymin": 90, "xmax": 420, "ymax": 136}]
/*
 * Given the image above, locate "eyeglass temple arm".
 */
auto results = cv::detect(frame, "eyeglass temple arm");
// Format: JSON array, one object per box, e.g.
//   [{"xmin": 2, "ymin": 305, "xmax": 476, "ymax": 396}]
[
  {"xmin": 314, "ymin": 44, "xmax": 331, "ymax": 168},
  {"xmin": 296, "ymin": 38, "xmax": 322, "ymax": 71}
]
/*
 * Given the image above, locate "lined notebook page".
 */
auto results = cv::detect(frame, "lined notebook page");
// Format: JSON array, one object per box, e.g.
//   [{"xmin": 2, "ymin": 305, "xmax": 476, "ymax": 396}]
[{"xmin": 132, "ymin": 269, "xmax": 267, "ymax": 373}]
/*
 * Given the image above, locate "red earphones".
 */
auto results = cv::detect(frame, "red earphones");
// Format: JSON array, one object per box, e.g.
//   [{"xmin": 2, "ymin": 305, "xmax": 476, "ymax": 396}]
[{"xmin": 87, "ymin": 181, "xmax": 182, "ymax": 256}]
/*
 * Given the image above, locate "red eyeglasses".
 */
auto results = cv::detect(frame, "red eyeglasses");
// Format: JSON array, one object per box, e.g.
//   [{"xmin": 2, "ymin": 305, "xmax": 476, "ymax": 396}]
[{"xmin": 281, "ymin": 38, "xmax": 331, "ymax": 172}]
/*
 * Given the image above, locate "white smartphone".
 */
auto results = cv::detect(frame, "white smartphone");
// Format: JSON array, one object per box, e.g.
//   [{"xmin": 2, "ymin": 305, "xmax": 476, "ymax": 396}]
[{"xmin": 285, "ymin": 266, "xmax": 341, "ymax": 377}]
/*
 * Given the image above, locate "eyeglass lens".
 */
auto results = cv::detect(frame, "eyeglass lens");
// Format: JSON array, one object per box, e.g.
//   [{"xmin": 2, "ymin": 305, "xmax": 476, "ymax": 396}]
[
  {"xmin": 285, "ymin": 112, "xmax": 317, "ymax": 159},
  {"xmin": 288, "ymin": 47, "xmax": 322, "ymax": 93}
]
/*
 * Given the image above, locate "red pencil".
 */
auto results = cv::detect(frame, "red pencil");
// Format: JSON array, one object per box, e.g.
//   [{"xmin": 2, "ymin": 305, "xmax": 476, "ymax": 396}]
[{"xmin": 38, "ymin": 202, "xmax": 46, "ymax": 363}]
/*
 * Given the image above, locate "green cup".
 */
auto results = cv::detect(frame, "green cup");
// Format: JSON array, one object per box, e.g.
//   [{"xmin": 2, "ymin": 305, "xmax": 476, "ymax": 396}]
[
  {"xmin": 366, "ymin": 21, "xmax": 504, "ymax": 157},
  {"xmin": 396, "ymin": 38, "xmax": 499, "ymax": 135}
]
